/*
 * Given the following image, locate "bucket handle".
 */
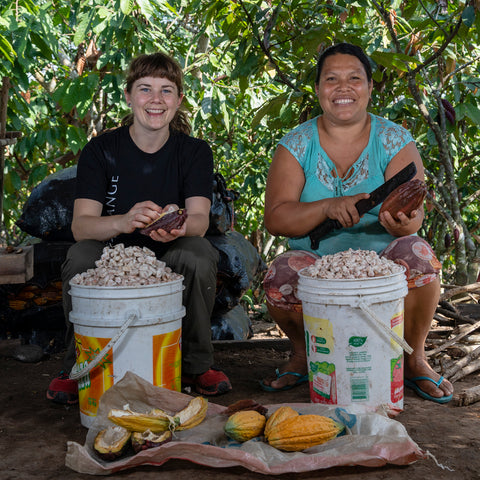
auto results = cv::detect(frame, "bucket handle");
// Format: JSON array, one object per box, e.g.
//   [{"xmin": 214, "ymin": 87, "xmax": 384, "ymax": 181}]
[
  {"xmin": 357, "ymin": 301, "xmax": 413, "ymax": 354},
  {"xmin": 69, "ymin": 309, "xmax": 139, "ymax": 381}
]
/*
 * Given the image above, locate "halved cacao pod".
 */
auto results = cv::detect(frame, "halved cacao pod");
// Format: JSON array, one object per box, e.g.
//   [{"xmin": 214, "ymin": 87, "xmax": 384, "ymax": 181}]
[
  {"xmin": 267, "ymin": 414, "xmax": 344, "ymax": 452},
  {"xmin": 174, "ymin": 396, "xmax": 208, "ymax": 431},
  {"xmin": 93, "ymin": 426, "xmax": 131, "ymax": 461},
  {"xmin": 108, "ymin": 406, "xmax": 176, "ymax": 433},
  {"xmin": 140, "ymin": 209, "xmax": 188, "ymax": 235},
  {"xmin": 131, "ymin": 429, "xmax": 172, "ymax": 453},
  {"xmin": 379, "ymin": 178, "xmax": 427, "ymax": 220}
]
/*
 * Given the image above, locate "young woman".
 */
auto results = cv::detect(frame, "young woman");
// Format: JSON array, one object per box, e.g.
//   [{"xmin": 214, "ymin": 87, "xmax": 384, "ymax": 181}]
[{"xmin": 47, "ymin": 52, "xmax": 231, "ymax": 405}]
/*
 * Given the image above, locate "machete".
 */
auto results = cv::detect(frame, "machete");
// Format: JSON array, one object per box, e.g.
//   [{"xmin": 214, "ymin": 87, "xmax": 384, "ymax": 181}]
[{"xmin": 306, "ymin": 161, "xmax": 418, "ymax": 250}]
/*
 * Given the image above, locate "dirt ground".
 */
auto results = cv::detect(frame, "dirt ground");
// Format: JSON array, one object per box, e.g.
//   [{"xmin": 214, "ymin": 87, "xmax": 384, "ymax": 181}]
[{"xmin": 1, "ymin": 335, "xmax": 480, "ymax": 480}]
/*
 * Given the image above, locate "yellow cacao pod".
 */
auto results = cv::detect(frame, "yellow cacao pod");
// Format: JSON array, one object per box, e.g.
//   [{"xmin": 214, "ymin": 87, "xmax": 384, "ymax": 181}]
[
  {"xmin": 224, "ymin": 410, "xmax": 266, "ymax": 442},
  {"xmin": 267, "ymin": 414, "xmax": 344, "ymax": 452},
  {"xmin": 264, "ymin": 406, "xmax": 299, "ymax": 441}
]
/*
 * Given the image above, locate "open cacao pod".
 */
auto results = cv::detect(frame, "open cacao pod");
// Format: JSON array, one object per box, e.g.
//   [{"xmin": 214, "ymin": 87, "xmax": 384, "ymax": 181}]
[{"xmin": 140, "ymin": 208, "xmax": 187, "ymax": 235}]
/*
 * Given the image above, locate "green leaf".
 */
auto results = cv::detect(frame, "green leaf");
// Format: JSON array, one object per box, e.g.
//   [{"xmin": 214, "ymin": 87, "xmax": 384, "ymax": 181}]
[
  {"xmin": 30, "ymin": 31, "xmax": 53, "ymax": 60},
  {"xmin": 0, "ymin": 35, "xmax": 16, "ymax": 63},
  {"xmin": 74, "ymin": 10, "xmax": 94, "ymax": 46},
  {"xmin": 120, "ymin": 0, "xmax": 135, "ymax": 15},
  {"xmin": 461, "ymin": 6, "xmax": 475, "ymax": 29},
  {"xmin": 66, "ymin": 125, "xmax": 88, "ymax": 154},
  {"xmin": 464, "ymin": 104, "xmax": 480, "ymax": 125}
]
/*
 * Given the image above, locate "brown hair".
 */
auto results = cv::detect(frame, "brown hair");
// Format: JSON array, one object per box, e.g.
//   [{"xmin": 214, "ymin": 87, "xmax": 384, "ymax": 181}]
[{"xmin": 121, "ymin": 52, "xmax": 191, "ymax": 135}]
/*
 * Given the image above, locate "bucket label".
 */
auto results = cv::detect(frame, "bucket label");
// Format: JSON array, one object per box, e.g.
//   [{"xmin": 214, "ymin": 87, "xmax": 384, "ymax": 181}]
[
  {"xmin": 309, "ymin": 361, "xmax": 337, "ymax": 403},
  {"xmin": 74, "ymin": 334, "xmax": 114, "ymax": 419},
  {"xmin": 152, "ymin": 328, "xmax": 182, "ymax": 391}
]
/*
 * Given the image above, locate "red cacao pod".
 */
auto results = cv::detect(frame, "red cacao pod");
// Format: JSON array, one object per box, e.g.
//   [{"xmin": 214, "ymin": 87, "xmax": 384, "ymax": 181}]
[
  {"xmin": 445, "ymin": 233, "xmax": 451, "ymax": 249},
  {"xmin": 441, "ymin": 99, "xmax": 456, "ymax": 125},
  {"xmin": 140, "ymin": 209, "xmax": 188, "ymax": 235},
  {"xmin": 454, "ymin": 228, "xmax": 460, "ymax": 243},
  {"xmin": 379, "ymin": 179, "xmax": 427, "ymax": 220}
]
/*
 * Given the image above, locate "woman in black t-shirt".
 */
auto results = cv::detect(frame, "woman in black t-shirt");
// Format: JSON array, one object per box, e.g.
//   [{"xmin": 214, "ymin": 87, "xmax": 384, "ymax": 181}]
[{"xmin": 46, "ymin": 52, "xmax": 232, "ymax": 406}]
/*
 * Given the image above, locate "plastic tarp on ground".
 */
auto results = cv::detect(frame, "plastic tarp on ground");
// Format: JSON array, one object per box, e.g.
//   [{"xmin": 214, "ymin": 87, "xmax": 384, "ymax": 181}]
[{"xmin": 65, "ymin": 372, "xmax": 426, "ymax": 476}]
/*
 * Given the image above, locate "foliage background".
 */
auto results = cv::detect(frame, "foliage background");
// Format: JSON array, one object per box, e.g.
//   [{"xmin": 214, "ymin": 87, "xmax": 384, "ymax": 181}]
[{"xmin": 1, "ymin": 0, "xmax": 480, "ymax": 286}]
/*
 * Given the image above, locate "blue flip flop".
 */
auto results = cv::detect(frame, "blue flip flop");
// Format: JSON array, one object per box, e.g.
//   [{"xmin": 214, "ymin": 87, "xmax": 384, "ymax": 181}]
[
  {"xmin": 404, "ymin": 375, "xmax": 453, "ymax": 404},
  {"xmin": 260, "ymin": 368, "xmax": 309, "ymax": 392}
]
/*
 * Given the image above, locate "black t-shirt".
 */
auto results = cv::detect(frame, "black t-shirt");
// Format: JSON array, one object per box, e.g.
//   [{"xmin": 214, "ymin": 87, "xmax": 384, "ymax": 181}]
[{"xmin": 75, "ymin": 125, "xmax": 213, "ymax": 252}]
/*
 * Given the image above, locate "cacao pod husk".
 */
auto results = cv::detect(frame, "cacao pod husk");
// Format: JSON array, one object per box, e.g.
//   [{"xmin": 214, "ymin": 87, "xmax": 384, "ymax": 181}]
[
  {"xmin": 223, "ymin": 399, "xmax": 268, "ymax": 417},
  {"xmin": 140, "ymin": 209, "xmax": 187, "ymax": 235},
  {"xmin": 379, "ymin": 179, "xmax": 427, "ymax": 220},
  {"xmin": 93, "ymin": 426, "xmax": 131, "ymax": 461}
]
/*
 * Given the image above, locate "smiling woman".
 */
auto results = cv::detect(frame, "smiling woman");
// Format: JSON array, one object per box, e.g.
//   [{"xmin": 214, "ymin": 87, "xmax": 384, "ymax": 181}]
[
  {"xmin": 260, "ymin": 42, "xmax": 453, "ymax": 405},
  {"xmin": 46, "ymin": 52, "xmax": 232, "ymax": 408}
]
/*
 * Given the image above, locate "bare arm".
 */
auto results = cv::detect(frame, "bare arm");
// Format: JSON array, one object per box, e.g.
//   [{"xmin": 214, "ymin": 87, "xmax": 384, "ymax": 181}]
[
  {"xmin": 264, "ymin": 145, "xmax": 369, "ymax": 237},
  {"xmin": 71, "ymin": 198, "xmax": 164, "ymax": 242},
  {"xmin": 380, "ymin": 141, "xmax": 425, "ymax": 237}
]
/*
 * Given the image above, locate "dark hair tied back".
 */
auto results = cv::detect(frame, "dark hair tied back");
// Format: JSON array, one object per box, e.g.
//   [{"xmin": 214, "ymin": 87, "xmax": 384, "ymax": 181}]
[{"xmin": 315, "ymin": 42, "xmax": 372, "ymax": 84}]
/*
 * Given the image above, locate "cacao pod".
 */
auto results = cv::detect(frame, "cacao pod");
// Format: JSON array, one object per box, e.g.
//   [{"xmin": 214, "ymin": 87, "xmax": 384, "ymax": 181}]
[
  {"xmin": 379, "ymin": 179, "xmax": 427, "ymax": 220},
  {"xmin": 140, "ymin": 208, "xmax": 188, "ymax": 235},
  {"xmin": 224, "ymin": 410, "xmax": 266, "ymax": 442},
  {"xmin": 454, "ymin": 228, "xmax": 460, "ymax": 243},
  {"xmin": 445, "ymin": 233, "xmax": 451, "ymax": 248},
  {"xmin": 441, "ymin": 99, "xmax": 456, "ymax": 125},
  {"xmin": 264, "ymin": 406, "xmax": 299, "ymax": 441},
  {"xmin": 267, "ymin": 414, "xmax": 344, "ymax": 452},
  {"xmin": 93, "ymin": 426, "xmax": 131, "ymax": 461}
]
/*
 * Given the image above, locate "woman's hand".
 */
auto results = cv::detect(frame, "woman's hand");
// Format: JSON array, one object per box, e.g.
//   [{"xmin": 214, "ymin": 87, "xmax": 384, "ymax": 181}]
[
  {"xmin": 121, "ymin": 201, "xmax": 164, "ymax": 234},
  {"xmin": 324, "ymin": 193, "xmax": 370, "ymax": 228},
  {"xmin": 379, "ymin": 208, "xmax": 423, "ymax": 236}
]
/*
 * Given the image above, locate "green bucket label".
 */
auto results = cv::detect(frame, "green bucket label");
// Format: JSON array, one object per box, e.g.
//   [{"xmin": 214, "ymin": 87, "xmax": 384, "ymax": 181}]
[{"xmin": 349, "ymin": 336, "xmax": 367, "ymax": 347}]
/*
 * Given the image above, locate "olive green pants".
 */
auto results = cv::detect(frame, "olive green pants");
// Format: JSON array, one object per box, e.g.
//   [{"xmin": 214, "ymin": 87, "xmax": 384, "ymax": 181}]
[{"xmin": 61, "ymin": 237, "xmax": 219, "ymax": 375}]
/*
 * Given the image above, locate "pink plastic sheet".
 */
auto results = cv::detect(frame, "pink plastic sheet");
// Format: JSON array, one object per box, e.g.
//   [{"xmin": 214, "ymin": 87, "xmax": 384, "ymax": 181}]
[{"xmin": 65, "ymin": 372, "xmax": 425, "ymax": 475}]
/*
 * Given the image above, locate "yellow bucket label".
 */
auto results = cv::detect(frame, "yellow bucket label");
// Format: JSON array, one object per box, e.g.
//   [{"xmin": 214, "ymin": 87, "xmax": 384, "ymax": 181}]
[
  {"xmin": 74, "ymin": 334, "xmax": 114, "ymax": 419},
  {"xmin": 152, "ymin": 328, "xmax": 182, "ymax": 391}
]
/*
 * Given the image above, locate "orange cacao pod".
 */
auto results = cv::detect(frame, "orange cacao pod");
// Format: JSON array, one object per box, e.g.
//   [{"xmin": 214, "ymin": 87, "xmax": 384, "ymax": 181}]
[{"xmin": 379, "ymin": 179, "xmax": 427, "ymax": 220}]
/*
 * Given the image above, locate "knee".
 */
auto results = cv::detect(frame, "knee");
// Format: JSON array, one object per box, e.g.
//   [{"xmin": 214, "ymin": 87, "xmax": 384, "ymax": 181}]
[
  {"xmin": 168, "ymin": 237, "xmax": 219, "ymax": 275},
  {"xmin": 61, "ymin": 240, "xmax": 104, "ymax": 282}
]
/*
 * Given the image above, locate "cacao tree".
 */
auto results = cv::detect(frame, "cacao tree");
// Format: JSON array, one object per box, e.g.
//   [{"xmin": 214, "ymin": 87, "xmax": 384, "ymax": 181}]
[{"xmin": 1, "ymin": 0, "xmax": 479, "ymax": 285}]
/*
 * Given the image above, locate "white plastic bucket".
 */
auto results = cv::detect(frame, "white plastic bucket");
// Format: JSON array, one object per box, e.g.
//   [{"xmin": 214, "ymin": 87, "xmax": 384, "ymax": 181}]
[
  {"xmin": 297, "ymin": 269, "xmax": 409, "ymax": 412},
  {"xmin": 69, "ymin": 278, "xmax": 185, "ymax": 428}
]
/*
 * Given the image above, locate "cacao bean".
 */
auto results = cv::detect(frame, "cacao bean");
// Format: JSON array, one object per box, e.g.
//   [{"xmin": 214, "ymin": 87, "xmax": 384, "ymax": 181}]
[
  {"xmin": 379, "ymin": 178, "xmax": 427, "ymax": 220},
  {"xmin": 140, "ymin": 209, "xmax": 188, "ymax": 235}
]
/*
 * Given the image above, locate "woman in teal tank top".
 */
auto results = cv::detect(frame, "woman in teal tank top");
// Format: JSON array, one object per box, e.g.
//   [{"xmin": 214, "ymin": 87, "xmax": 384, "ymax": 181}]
[{"xmin": 261, "ymin": 42, "xmax": 453, "ymax": 404}]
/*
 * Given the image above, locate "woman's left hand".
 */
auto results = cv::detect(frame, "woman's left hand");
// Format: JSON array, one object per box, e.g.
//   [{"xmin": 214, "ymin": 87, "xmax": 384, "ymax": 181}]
[
  {"xmin": 147, "ymin": 203, "xmax": 187, "ymax": 243},
  {"xmin": 379, "ymin": 208, "xmax": 422, "ymax": 237}
]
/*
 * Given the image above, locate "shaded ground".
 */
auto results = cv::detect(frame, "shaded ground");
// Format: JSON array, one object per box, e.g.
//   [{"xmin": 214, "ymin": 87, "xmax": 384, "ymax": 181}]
[{"xmin": 1, "ymin": 337, "xmax": 480, "ymax": 480}]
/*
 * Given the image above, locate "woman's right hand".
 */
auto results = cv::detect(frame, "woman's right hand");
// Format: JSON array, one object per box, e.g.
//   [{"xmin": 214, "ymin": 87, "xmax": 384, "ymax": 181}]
[
  {"xmin": 121, "ymin": 201, "xmax": 163, "ymax": 233},
  {"xmin": 323, "ymin": 192, "xmax": 370, "ymax": 228}
]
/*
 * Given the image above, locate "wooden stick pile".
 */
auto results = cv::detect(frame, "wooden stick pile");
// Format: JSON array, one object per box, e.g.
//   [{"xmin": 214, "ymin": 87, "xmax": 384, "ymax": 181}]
[{"xmin": 427, "ymin": 282, "xmax": 480, "ymax": 406}]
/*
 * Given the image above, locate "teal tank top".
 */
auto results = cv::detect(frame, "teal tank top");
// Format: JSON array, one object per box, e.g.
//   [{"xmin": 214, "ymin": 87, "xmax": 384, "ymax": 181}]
[{"xmin": 280, "ymin": 113, "xmax": 415, "ymax": 255}]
